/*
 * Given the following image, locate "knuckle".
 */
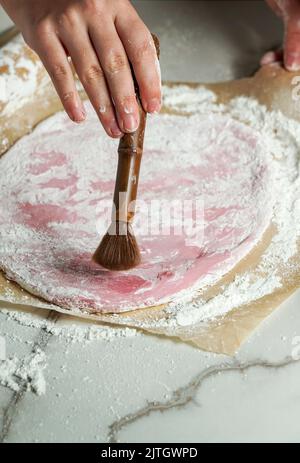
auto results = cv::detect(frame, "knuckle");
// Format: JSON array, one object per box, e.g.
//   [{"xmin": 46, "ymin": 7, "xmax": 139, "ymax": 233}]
[
  {"xmin": 105, "ymin": 52, "xmax": 127, "ymax": 75},
  {"xmin": 118, "ymin": 0, "xmax": 134, "ymax": 14},
  {"xmin": 62, "ymin": 91, "xmax": 75, "ymax": 102},
  {"xmin": 134, "ymin": 37, "xmax": 155, "ymax": 63},
  {"xmin": 82, "ymin": 0, "xmax": 103, "ymax": 15},
  {"xmin": 82, "ymin": 64, "xmax": 104, "ymax": 85},
  {"xmin": 57, "ymin": 9, "xmax": 79, "ymax": 29},
  {"xmin": 50, "ymin": 63, "xmax": 69, "ymax": 81},
  {"xmin": 24, "ymin": 19, "xmax": 52, "ymax": 51},
  {"xmin": 34, "ymin": 19, "xmax": 52, "ymax": 40}
]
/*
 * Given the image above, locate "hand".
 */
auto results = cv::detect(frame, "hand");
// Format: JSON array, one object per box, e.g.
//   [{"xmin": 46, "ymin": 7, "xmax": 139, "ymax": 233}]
[
  {"xmin": 262, "ymin": 0, "xmax": 300, "ymax": 71},
  {"xmin": 0, "ymin": 0, "xmax": 161, "ymax": 138}
]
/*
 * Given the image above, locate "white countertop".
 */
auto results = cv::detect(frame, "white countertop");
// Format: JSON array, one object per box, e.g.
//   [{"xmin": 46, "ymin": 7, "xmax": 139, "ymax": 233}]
[{"xmin": 2, "ymin": 1, "xmax": 300, "ymax": 444}]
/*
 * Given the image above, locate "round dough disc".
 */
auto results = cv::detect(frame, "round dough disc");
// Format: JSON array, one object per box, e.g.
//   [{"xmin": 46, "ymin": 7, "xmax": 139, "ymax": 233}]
[{"xmin": 0, "ymin": 105, "xmax": 271, "ymax": 313}]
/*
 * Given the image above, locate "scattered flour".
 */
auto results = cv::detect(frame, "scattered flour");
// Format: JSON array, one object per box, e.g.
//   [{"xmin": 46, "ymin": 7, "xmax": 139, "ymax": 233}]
[
  {"xmin": 0, "ymin": 86, "xmax": 274, "ymax": 312},
  {"xmin": 94, "ymin": 87, "xmax": 300, "ymax": 330},
  {"xmin": 0, "ymin": 35, "xmax": 45, "ymax": 118},
  {"xmin": 162, "ymin": 84, "xmax": 217, "ymax": 113},
  {"xmin": 0, "ymin": 309, "xmax": 139, "ymax": 395},
  {"xmin": 1, "ymin": 84, "xmax": 300, "ymax": 356},
  {"xmin": 0, "ymin": 347, "xmax": 46, "ymax": 395},
  {"xmin": 0, "ymin": 308, "xmax": 139, "ymax": 343},
  {"xmin": 160, "ymin": 90, "xmax": 300, "ymax": 327}
]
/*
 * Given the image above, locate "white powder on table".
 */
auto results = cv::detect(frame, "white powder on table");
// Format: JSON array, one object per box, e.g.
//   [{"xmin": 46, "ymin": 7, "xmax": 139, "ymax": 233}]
[
  {"xmin": 0, "ymin": 309, "xmax": 139, "ymax": 395},
  {"xmin": 1, "ymin": 307, "xmax": 139, "ymax": 343},
  {"xmin": 0, "ymin": 347, "xmax": 46, "ymax": 395}
]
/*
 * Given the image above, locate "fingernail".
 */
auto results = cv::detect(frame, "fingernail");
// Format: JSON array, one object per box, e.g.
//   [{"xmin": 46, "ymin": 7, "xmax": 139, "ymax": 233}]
[
  {"xmin": 124, "ymin": 105, "xmax": 135, "ymax": 115},
  {"xmin": 261, "ymin": 51, "xmax": 276, "ymax": 65},
  {"xmin": 286, "ymin": 53, "xmax": 300, "ymax": 71},
  {"xmin": 72, "ymin": 106, "xmax": 86, "ymax": 123},
  {"xmin": 109, "ymin": 120, "xmax": 123, "ymax": 138},
  {"xmin": 123, "ymin": 114, "xmax": 138, "ymax": 132},
  {"xmin": 146, "ymin": 98, "xmax": 161, "ymax": 114}
]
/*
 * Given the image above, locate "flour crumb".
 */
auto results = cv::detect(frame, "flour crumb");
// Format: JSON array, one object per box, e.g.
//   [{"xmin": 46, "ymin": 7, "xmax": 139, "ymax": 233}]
[
  {"xmin": 0, "ymin": 307, "xmax": 140, "ymax": 344},
  {"xmin": 0, "ymin": 347, "xmax": 46, "ymax": 395}
]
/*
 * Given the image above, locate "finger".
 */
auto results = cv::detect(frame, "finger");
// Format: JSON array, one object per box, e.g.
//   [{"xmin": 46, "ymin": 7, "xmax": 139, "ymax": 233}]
[
  {"xmin": 59, "ymin": 26, "xmax": 122, "ymax": 138},
  {"xmin": 35, "ymin": 30, "xmax": 85, "ymax": 123},
  {"xmin": 266, "ymin": 0, "xmax": 284, "ymax": 18},
  {"xmin": 260, "ymin": 48, "xmax": 283, "ymax": 65},
  {"xmin": 116, "ymin": 15, "xmax": 161, "ymax": 114},
  {"xmin": 89, "ymin": 21, "xmax": 140, "ymax": 133},
  {"xmin": 284, "ymin": 15, "xmax": 300, "ymax": 71}
]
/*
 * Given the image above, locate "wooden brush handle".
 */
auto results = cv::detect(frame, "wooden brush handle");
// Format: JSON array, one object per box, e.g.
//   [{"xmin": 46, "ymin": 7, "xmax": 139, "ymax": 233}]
[
  {"xmin": 114, "ymin": 34, "xmax": 160, "ymax": 223},
  {"xmin": 114, "ymin": 100, "xmax": 146, "ymax": 223}
]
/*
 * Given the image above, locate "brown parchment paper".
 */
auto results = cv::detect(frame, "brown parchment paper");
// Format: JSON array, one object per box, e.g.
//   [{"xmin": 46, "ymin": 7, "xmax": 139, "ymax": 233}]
[{"xmin": 1, "ymin": 32, "xmax": 300, "ymax": 355}]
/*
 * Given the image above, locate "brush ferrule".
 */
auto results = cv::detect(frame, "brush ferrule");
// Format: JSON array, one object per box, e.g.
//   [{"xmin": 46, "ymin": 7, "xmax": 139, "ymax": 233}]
[{"xmin": 107, "ymin": 220, "xmax": 129, "ymax": 237}]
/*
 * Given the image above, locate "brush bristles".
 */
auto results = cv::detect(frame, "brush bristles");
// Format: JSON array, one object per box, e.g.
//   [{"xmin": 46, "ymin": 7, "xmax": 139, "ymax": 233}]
[{"xmin": 93, "ymin": 222, "xmax": 141, "ymax": 271}]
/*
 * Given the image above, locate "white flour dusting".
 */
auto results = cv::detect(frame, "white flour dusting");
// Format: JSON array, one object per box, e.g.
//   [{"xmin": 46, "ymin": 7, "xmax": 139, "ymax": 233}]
[
  {"xmin": 1, "ymin": 308, "xmax": 139, "ymax": 342},
  {"xmin": 0, "ymin": 85, "xmax": 273, "ymax": 312},
  {"xmin": 0, "ymin": 309, "xmax": 139, "ymax": 395},
  {"xmin": 0, "ymin": 347, "xmax": 46, "ymax": 395},
  {"xmin": 0, "ymin": 84, "xmax": 300, "ymax": 341},
  {"xmin": 0, "ymin": 35, "xmax": 44, "ymax": 118},
  {"xmin": 161, "ymin": 90, "xmax": 300, "ymax": 327}
]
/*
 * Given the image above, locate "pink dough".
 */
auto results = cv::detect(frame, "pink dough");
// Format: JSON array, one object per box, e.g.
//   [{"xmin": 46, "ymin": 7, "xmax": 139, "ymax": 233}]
[{"xmin": 0, "ymin": 104, "xmax": 271, "ymax": 313}]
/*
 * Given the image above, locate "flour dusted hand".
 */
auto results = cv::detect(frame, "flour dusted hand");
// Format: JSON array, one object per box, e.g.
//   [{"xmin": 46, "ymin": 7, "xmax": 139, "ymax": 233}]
[
  {"xmin": 0, "ymin": 0, "xmax": 161, "ymax": 137},
  {"xmin": 262, "ymin": 0, "xmax": 300, "ymax": 71}
]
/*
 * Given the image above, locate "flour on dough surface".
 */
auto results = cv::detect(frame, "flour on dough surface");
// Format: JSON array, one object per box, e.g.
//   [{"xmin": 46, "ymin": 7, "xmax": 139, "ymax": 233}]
[{"xmin": 0, "ymin": 87, "xmax": 278, "ymax": 314}]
